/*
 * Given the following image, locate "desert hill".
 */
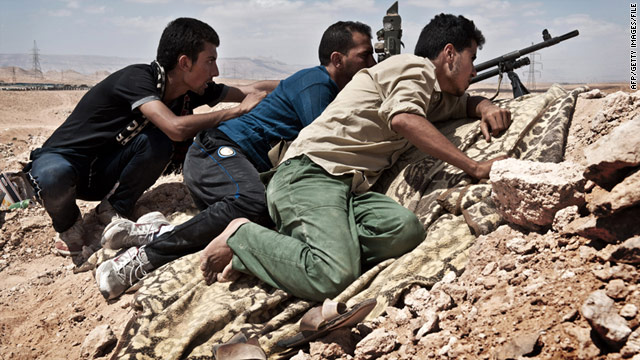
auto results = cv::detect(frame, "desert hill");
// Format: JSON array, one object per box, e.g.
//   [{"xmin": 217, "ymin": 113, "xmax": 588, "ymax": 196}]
[{"xmin": 0, "ymin": 54, "xmax": 306, "ymax": 85}]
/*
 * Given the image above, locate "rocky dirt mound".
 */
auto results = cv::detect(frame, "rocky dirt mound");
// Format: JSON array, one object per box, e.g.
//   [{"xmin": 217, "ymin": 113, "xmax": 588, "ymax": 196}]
[
  {"xmin": 288, "ymin": 91, "xmax": 640, "ymax": 360},
  {"xmin": 0, "ymin": 88, "xmax": 638, "ymax": 359}
]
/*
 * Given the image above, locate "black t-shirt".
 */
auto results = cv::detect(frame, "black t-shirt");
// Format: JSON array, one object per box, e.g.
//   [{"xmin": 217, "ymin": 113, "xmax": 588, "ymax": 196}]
[{"xmin": 42, "ymin": 62, "xmax": 228, "ymax": 155}]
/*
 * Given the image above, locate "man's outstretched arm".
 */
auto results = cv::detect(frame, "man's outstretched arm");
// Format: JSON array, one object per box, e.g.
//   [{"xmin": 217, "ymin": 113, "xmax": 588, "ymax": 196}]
[
  {"xmin": 222, "ymin": 80, "xmax": 280, "ymax": 102},
  {"xmin": 391, "ymin": 112, "xmax": 506, "ymax": 180},
  {"xmin": 139, "ymin": 91, "xmax": 267, "ymax": 142}
]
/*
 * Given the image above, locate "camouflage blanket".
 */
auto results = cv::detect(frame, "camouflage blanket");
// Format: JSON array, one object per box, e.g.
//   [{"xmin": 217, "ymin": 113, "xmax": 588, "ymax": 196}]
[{"xmin": 110, "ymin": 84, "xmax": 585, "ymax": 359}]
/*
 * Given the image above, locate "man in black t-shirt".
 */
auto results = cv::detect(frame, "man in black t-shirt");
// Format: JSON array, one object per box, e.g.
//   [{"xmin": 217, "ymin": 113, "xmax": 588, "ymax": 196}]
[{"xmin": 26, "ymin": 17, "xmax": 277, "ymax": 257}]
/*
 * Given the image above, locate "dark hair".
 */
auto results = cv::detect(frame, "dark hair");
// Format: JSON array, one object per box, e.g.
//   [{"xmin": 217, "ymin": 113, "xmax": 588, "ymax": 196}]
[
  {"xmin": 414, "ymin": 13, "xmax": 485, "ymax": 60},
  {"xmin": 318, "ymin": 21, "xmax": 372, "ymax": 66},
  {"xmin": 156, "ymin": 17, "xmax": 220, "ymax": 72}
]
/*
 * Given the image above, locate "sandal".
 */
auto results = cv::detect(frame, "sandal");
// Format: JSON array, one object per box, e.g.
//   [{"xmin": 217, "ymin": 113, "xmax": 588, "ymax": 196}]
[
  {"xmin": 214, "ymin": 332, "xmax": 266, "ymax": 360},
  {"xmin": 277, "ymin": 298, "xmax": 377, "ymax": 348},
  {"xmin": 54, "ymin": 237, "xmax": 83, "ymax": 257}
]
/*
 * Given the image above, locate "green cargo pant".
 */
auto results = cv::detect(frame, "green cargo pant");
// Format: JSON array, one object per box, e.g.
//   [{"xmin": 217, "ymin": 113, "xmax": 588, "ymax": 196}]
[{"xmin": 227, "ymin": 155, "xmax": 425, "ymax": 301}]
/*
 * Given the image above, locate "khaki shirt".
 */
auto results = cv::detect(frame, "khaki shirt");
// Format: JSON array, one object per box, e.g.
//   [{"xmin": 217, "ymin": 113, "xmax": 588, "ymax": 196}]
[{"xmin": 282, "ymin": 54, "xmax": 469, "ymax": 194}]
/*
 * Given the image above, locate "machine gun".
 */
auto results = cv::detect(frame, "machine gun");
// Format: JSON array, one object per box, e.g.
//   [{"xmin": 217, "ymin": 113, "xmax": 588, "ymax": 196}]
[
  {"xmin": 471, "ymin": 29, "xmax": 579, "ymax": 99},
  {"xmin": 374, "ymin": 1, "xmax": 403, "ymax": 62}
]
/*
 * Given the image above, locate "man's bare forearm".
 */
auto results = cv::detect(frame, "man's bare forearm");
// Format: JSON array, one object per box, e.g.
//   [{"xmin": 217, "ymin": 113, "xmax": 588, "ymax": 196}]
[
  {"xmin": 391, "ymin": 112, "xmax": 478, "ymax": 176},
  {"xmin": 247, "ymin": 80, "xmax": 279, "ymax": 93},
  {"xmin": 141, "ymin": 99, "xmax": 250, "ymax": 141}
]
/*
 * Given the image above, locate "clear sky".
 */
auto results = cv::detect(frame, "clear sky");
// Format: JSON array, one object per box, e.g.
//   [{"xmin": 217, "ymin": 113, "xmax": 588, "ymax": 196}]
[{"xmin": 0, "ymin": 0, "xmax": 631, "ymax": 83}]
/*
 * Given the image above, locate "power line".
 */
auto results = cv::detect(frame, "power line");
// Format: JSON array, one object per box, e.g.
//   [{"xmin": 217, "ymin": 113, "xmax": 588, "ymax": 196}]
[
  {"xmin": 31, "ymin": 40, "xmax": 43, "ymax": 79},
  {"xmin": 525, "ymin": 43, "xmax": 542, "ymax": 91}
]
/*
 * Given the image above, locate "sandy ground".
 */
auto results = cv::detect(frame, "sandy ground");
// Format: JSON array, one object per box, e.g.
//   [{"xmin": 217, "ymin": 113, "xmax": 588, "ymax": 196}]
[{"xmin": 0, "ymin": 82, "xmax": 636, "ymax": 359}]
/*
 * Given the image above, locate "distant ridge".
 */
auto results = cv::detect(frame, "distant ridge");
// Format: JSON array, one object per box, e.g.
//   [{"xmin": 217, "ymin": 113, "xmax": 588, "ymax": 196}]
[
  {"xmin": 0, "ymin": 54, "xmax": 308, "ymax": 80},
  {"xmin": 0, "ymin": 54, "xmax": 147, "ymax": 75}
]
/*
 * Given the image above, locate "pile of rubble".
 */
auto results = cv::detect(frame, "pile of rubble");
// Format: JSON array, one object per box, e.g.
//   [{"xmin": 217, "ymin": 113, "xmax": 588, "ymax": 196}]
[{"xmin": 289, "ymin": 112, "xmax": 639, "ymax": 359}]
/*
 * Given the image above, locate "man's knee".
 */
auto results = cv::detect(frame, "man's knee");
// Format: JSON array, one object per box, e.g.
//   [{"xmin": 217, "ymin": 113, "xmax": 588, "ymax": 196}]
[
  {"xmin": 395, "ymin": 210, "xmax": 425, "ymax": 250},
  {"xmin": 130, "ymin": 128, "xmax": 173, "ymax": 163},
  {"xmin": 300, "ymin": 263, "xmax": 359, "ymax": 301},
  {"xmin": 31, "ymin": 160, "xmax": 77, "ymax": 196}
]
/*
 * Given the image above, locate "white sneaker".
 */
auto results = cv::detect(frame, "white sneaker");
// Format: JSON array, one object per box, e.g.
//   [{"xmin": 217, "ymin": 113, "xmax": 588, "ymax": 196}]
[
  {"xmin": 96, "ymin": 246, "xmax": 154, "ymax": 300},
  {"xmin": 101, "ymin": 212, "xmax": 170, "ymax": 250}
]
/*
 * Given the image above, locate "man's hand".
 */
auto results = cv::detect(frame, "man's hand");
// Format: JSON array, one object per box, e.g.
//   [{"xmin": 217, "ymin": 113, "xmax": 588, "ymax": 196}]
[
  {"xmin": 470, "ymin": 155, "xmax": 508, "ymax": 180},
  {"xmin": 476, "ymin": 99, "xmax": 511, "ymax": 142},
  {"xmin": 236, "ymin": 90, "xmax": 267, "ymax": 115}
]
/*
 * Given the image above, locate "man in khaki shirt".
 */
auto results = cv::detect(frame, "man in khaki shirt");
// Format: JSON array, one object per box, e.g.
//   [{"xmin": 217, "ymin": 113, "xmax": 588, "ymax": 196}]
[{"xmin": 200, "ymin": 14, "xmax": 512, "ymax": 301}]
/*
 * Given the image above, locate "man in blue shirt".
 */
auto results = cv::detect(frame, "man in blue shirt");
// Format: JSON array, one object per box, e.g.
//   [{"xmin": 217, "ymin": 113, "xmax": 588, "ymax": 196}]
[{"xmin": 96, "ymin": 21, "xmax": 376, "ymax": 300}]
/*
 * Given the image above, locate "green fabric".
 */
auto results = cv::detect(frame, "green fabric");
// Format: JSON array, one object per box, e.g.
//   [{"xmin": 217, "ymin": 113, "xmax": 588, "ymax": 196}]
[{"xmin": 228, "ymin": 155, "xmax": 425, "ymax": 302}]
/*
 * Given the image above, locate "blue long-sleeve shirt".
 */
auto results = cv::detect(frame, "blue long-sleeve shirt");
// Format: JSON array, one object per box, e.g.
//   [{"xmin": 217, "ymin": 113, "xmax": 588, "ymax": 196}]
[{"xmin": 217, "ymin": 66, "xmax": 338, "ymax": 172}]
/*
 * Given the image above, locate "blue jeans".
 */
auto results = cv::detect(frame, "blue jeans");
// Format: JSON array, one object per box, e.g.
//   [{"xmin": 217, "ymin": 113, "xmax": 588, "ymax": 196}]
[
  {"xmin": 28, "ymin": 126, "xmax": 173, "ymax": 233},
  {"xmin": 144, "ymin": 129, "xmax": 273, "ymax": 268}
]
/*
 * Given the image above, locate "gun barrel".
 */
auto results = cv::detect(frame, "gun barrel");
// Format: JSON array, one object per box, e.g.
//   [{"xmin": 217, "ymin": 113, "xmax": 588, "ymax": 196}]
[
  {"xmin": 471, "ymin": 57, "xmax": 531, "ymax": 84},
  {"xmin": 474, "ymin": 29, "xmax": 579, "ymax": 73}
]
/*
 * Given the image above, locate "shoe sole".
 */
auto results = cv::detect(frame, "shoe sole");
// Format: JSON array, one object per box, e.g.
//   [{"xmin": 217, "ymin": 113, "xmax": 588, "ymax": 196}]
[
  {"xmin": 96, "ymin": 260, "xmax": 118, "ymax": 300},
  {"xmin": 54, "ymin": 239, "xmax": 83, "ymax": 257}
]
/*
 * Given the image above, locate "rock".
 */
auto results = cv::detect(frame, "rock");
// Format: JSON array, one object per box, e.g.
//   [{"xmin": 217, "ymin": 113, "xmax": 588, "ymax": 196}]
[
  {"xmin": 561, "ymin": 322, "xmax": 601, "ymax": 359},
  {"xmin": 385, "ymin": 306, "xmax": 412, "ymax": 326},
  {"xmin": 495, "ymin": 332, "xmax": 541, "ymax": 360},
  {"xmin": 483, "ymin": 276, "xmax": 499, "ymax": 290},
  {"xmin": 18, "ymin": 214, "xmax": 49, "ymax": 230},
  {"xmin": 587, "ymin": 170, "xmax": 640, "ymax": 215},
  {"xmin": 438, "ymin": 283, "xmax": 467, "ymax": 304},
  {"xmin": 428, "ymin": 290, "xmax": 453, "ymax": 312},
  {"xmin": 403, "ymin": 286, "xmax": 430, "ymax": 315},
  {"xmin": 418, "ymin": 329, "xmax": 451, "ymax": 350},
  {"xmin": 553, "ymin": 205, "xmax": 581, "ymax": 233},
  {"xmin": 354, "ymin": 328, "xmax": 397, "ymax": 360},
  {"xmin": 586, "ymin": 92, "xmax": 640, "ymax": 150},
  {"xmin": 481, "ymin": 261, "xmax": 497, "ymax": 276},
  {"xmin": 561, "ymin": 270, "xmax": 576, "ymax": 279},
  {"xmin": 583, "ymin": 116, "xmax": 640, "ymax": 189},
  {"xmin": 505, "ymin": 237, "xmax": 536, "ymax": 255},
  {"xmin": 490, "ymin": 159, "xmax": 586, "ymax": 230},
  {"xmin": 310, "ymin": 327, "xmax": 354, "ymax": 359},
  {"xmin": 437, "ymin": 336, "xmax": 457, "ymax": 357},
  {"xmin": 610, "ymin": 236, "xmax": 640, "ymax": 264},
  {"xmin": 621, "ymin": 328, "xmax": 640, "ymax": 358},
  {"xmin": 580, "ymin": 290, "xmax": 632, "ymax": 348},
  {"xmin": 606, "ymin": 279, "xmax": 630, "ymax": 300},
  {"xmin": 593, "ymin": 263, "xmax": 639, "ymax": 283},
  {"xmin": 621, "ymin": 303, "xmax": 639, "ymax": 319},
  {"xmin": 290, "ymin": 350, "xmax": 311, "ymax": 360},
  {"xmin": 565, "ymin": 207, "xmax": 640, "ymax": 243},
  {"xmin": 415, "ymin": 310, "xmax": 439, "ymax": 338},
  {"xmin": 441, "ymin": 271, "xmax": 457, "ymax": 284},
  {"xmin": 580, "ymin": 89, "xmax": 607, "ymax": 99},
  {"xmin": 80, "ymin": 324, "xmax": 116, "ymax": 358},
  {"xmin": 69, "ymin": 313, "xmax": 85, "ymax": 323},
  {"xmin": 561, "ymin": 309, "xmax": 579, "ymax": 322},
  {"xmin": 578, "ymin": 245, "xmax": 598, "ymax": 262}
]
